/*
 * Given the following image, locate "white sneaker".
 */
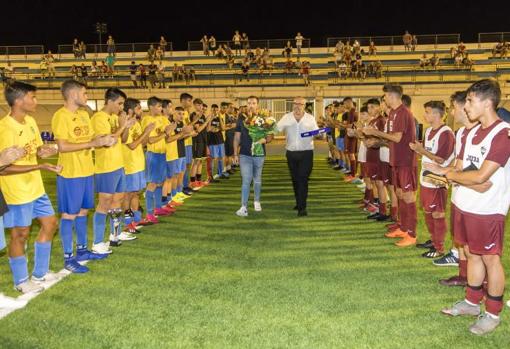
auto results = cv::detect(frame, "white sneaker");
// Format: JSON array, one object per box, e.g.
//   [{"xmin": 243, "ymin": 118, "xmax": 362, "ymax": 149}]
[
  {"xmin": 92, "ymin": 242, "xmax": 113, "ymax": 254},
  {"xmin": 0, "ymin": 293, "xmax": 27, "ymax": 309},
  {"xmin": 14, "ymin": 280, "xmax": 44, "ymax": 294},
  {"xmin": 254, "ymin": 201, "xmax": 262, "ymax": 212},
  {"xmin": 507, "ymin": 300, "xmax": 510, "ymax": 308},
  {"xmin": 236, "ymin": 206, "xmax": 248, "ymax": 217},
  {"xmin": 213, "ymin": 174, "xmax": 220, "ymax": 180},
  {"xmin": 118, "ymin": 232, "xmax": 137, "ymax": 241},
  {"xmin": 356, "ymin": 183, "xmax": 366, "ymax": 189},
  {"xmin": 31, "ymin": 271, "xmax": 64, "ymax": 284}
]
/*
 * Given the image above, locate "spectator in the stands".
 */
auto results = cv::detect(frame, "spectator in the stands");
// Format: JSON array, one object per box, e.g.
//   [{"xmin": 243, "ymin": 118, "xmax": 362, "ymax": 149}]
[
  {"xmin": 334, "ymin": 47, "xmax": 342, "ymax": 68},
  {"xmin": 240, "ymin": 58, "xmax": 250, "ymax": 81},
  {"xmin": 227, "ymin": 55, "xmax": 235, "ymax": 69},
  {"xmin": 100, "ymin": 60, "xmax": 108, "ymax": 79},
  {"xmin": 45, "ymin": 51, "xmax": 56, "ymax": 78},
  {"xmin": 155, "ymin": 46, "xmax": 163, "ymax": 61},
  {"xmin": 80, "ymin": 64, "xmax": 88, "ymax": 84},
  {"xmin": 295, "ymin": 32, "xmax": 304, "ymax": 54},
  {"xmin": 147, "ymin": 44, "xmax": 156, "ymax": 62},
  {"xmin": 430, "ymin": 53, "xmax": 439, "ymax": 69},
  {"xmin": 160, "ymin": 36, "xmax": 168, "ymax": 53},
  {"xmin": 209, "ymin": 36, "xmax": 217, "ymax": 56},
  {"xmin": 368, "ymin": 41, "xmax": 377, "ymax": 56},
  {"xmin": 105, "ymin": 54, "xmax": 115, "ymax": 78},
  {"xmin": 300, "ymin": 61, "xmax": 311, "ymax": 86},
  {"xmin": 492, "ymin": 41, "xmax": 509, "ymax": 58},
  {"xmin": 457, "ymin": 41, "xmax": 467, "ymax": 57},
  {"xmin": 90, "ymin": 60, "xmax": 98, "ymax": 78},
  {"xmin": 241, "ymin": 33, "xmax": 250, "ymax": 51},
  {"xmin": 39, "ymin": 57, "xmax": 47, "ymax": 79},
  {"xmin": 462, "ymin": 53, "xmax": 474, "ymax": 69},
  {"xmin": 138, "ymin": 64, "xmax": 147, "ymax": 88},
  {"xmin": 72, "ymin": 38, "xmax": 80, "ymax": 58},
  {"xmin": 285, "ymin": 58, "xmax": 295, "ymax": 74},
  {"xmin": 129, "ymin": 61, "xmax": 138, "ymax": 87},
  {"xmin": 454, "ymin": 53, "xmax": 463, "ymax": 68},
  {"xmin": 148, "ymin": 62, "xmax": 157, "ymax": 88},
  {"xmin": 283, "ymin": 41, "xmax": 293, "ymax": 58},
  {"xmin": 107, "ymin": 35, "xmax": 116, "ymax": 56},
  {"xmin": 411, "ymin": 35, "xmax": 418, "ymax": 51},
  {"xmin": 420, "ymin": 54, "xmax": 430, "ymax": 69},
  {"xmin": 403, "ymin": 31, "xmax": 412, "ymax": 51},
  {"xmin": 200, "ymin": 35, "xmax": 209, "ymax": 56},
  {"xmin": 233, "ymin": 30, "xmax": 242, "ymax": 56},
  {"xmin": 216, "ymin": 45, "xmax": 225, "ymax": 59},
  {"xmin": 337, "ymin": 61, "xmax": 347, "ymax": 79},
  {"xmin": 70, "ymin": 65, "xmax": 79, "ymax": 80},
  {"xmin": 79, "ymin": 41, "xmax": 86, "ymax": 59},
  {"xmin": 157, "ymin": 62, "xmax": 166, "ymax": 88}
]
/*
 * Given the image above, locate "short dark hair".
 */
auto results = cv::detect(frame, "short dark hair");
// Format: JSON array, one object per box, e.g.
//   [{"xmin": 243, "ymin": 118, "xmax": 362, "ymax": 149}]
[
  {"xmin": 424, "ymin": 100, "xmax": 446, "ymax": 115},
  {"xmin": 466, "ymin": 79, "xmax": 501, "ymax": 110},
  {"xmin": 105, "ymin": 88, "xmax": 127, "ymax": 102},
  {"xmin": 4, "ymin": 81, "xmax": 37, "ymax": 107},
  {"xmin": 161, "ymin": 99, "xmax": 172, "ymax": 108},
  {"xmin": 220, "ymin": 102, "xmax": 229, "ymax": 107},
  {"xmin": 450, "ymin": 90, "xmax": 467, "ymax": 105},
  {"xmin": 333, "ymin": 101, "xmax": 341, "ymax": 107},
  {"xmin": 402, "ymin": 94, "xmax": 412, "ymax": 108},
  {"xmin": 61, "ymin": 79, "xmax": 86, "ymax": 100},
  {"xmin": 343, "ymin": 97, "xmax": 353, "ymax": 102},
  {"xmin": 383, "ymin": 84, "xmax": 403, "ymax": 97},
  {"xmin": 147, "ymin": 96, "xmax": 162, "ymax": 107},
  {"xmin": 175, "ymin": 106, "xmax": 184, "ymax": 112},
  {"xmin": 180, "ymin": 93, "xmax": 193, "ymax": 101},
  {"xmin": 124, "ymin": 98, "xmax": 141, "ymax": 113},
  {"xmin": 247, "ymin": 95, "xmax": 259, "ymax": 102},
  {"xmin": 366, "ymin": 98, "xmax": 380, "ymax": 106},
  {"xmin": 211, "ymin": 104, "xmax": 219, "ymax": 108},
  {"xmin": 360, "ymin": 106, "xmax": 368, "ymax": 113},
  {"xmin": 193, "ymin": 98, "xmax": 204, "ymax": 105}
]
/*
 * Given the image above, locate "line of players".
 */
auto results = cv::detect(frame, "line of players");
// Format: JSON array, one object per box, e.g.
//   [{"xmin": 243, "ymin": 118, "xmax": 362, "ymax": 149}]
[
  {"xmin": 0, "ymin": 80, "xmax": 241, "ymax": 307},
  {"xmin": 324, "ymin": 81, "xmax": 510, "ymax": 336}
]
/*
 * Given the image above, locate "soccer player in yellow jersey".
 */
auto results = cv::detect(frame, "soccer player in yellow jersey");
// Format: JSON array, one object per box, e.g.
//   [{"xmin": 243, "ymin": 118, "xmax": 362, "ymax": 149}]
[
  {"xmin": 161, "ymin": 99, "xmax": 185, "ymax": 210},
  {"xmin": 52, "ymin": 80, "xmax": 115, "ymax": 274},
  {"xmin": 91, "ymin": 88, "xmax": 135, "ymax": 253},
  {"xmin": 0, "ymin": 82, "xmax": 62, "ymax": 294},
  {"xmin": 140, "ymin": 96, "xmax": 173, "ymax": 224},
  {"xmin": 121, "ymin": 98, "xmax": 154, "ymax": 233},
  {"xmin": 179, "ymin": 93, "xmax": 196, "ymax": 195}
]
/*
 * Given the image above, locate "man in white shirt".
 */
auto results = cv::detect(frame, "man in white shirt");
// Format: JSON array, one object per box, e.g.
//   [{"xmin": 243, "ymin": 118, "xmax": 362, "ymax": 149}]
[{"xmin": 277, "ymin": 97, "xmax": 318, "ymax": 217}]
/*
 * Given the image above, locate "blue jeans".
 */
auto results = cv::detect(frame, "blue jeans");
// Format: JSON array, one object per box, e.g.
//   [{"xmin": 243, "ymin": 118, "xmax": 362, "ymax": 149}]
[{"xmin": 240, "ymin": 155, "xmax": 265, "ymax": 206}]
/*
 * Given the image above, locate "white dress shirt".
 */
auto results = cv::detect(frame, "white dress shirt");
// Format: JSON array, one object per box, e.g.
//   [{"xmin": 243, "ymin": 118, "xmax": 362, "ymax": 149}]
[{"xmin": 277, "ymin": 112, "xmax": 319, "ymax": 151}]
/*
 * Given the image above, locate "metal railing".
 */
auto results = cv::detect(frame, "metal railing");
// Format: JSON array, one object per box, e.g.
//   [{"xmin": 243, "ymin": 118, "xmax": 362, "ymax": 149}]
[
  {"xmin": 478, "ymin": 32, "xmax": 510, "ymax": 43},
  {"xmin": 57, "ymin": 42, "xmax": 173, "ymax": 59},
  {"xmin": 0, "ymin": 45, "xmax": 45, "ymax": 60},
  {"xmin": 187, "ymin": 38, "xmax": 311, "ymax": 55},
  {"xmin": 326, "ymin": 34, "xmax": 461, "ymax": 52}
]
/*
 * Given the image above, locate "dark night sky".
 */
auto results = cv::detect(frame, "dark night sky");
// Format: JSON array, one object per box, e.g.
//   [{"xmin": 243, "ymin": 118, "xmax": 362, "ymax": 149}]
[{"xmin": 1, "ymin": 0, "xmax": 509, "ymax": 51}]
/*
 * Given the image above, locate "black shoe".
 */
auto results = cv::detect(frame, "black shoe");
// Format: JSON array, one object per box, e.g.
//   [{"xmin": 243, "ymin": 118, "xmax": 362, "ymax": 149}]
[
  {"xmin": 220, "ymin": 174, "xmax": 230, "ymax": 179},
  {"xmin": 182, "ymin": 188, "xmax": 194, "ymax": 196},
  {"xmin": 297, "ymin": 209, "xmax": 308, "ymax": 217},
  {"xmin": 375, "ymin": 214, "xmax": 391, "ymax": 222},
  {"xmin": 333, "ymin": 166, "xmax": 344, "ymax": 171},
  {"xmin": 416, "ymin": 240, "xmax": 433, "ymax": 249},
  {"xmin": 208, "ymin": 179, "xmax": 220, "ymax": 183},
  {"xmin": 227, "ymin": 169, "xmax": 235, "ymax": 174},
  {"xmin": 109, "ymin": 240, "xmax": 122, "ymax": 247},
  {"xmin": 367, "ymin": 213, "xmax": 380, "ymax": 220},
  {"xmin": 422, "ymin": 247, "xmax": 444, "ymax": 258},
  {"xmin": 293, "ymin": 205, "xmax": 298, "ymax": 210}
]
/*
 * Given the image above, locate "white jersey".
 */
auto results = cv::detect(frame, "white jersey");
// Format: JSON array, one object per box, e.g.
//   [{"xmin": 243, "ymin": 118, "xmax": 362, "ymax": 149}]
[
  {"xmin": 455, "ymin": 122, "xmax": 510, "ymax": 215},
  {"xmin": 420, "ymin": 125, "xmax": 454, "ymax": 188},
  {"xmin": 451, "ymin": 126, "xmax": 465, "ymax": 203},
  {"xmin": 379, "ymin": 118, "xmax": 390, "ymax": 163},
  {"xmin": 358, "ymin": 141, "xmax": 367, "ymax": 162}
]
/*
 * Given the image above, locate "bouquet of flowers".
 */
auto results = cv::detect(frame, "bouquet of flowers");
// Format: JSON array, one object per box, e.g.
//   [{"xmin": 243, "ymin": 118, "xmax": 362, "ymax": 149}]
[{"xmin": 244, "ymin": 109, "xmax": 276, "ymax": 156}]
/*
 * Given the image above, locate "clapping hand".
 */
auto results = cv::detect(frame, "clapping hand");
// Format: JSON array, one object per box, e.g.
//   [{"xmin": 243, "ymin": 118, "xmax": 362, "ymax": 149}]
[
  {"xmin": 40, "ymin": 163, "xmax": 63, "ymax": 174},
  {"xmin": 409, "ymin": 141, "xmax": 424, "ymax": 153},
  {"xmin": 0, "ymin": 146, "xmax": 27, "ymax": 166},
  {"xmin": 37, "ymin": 144, "xmax": 59, "ymax": 158}
]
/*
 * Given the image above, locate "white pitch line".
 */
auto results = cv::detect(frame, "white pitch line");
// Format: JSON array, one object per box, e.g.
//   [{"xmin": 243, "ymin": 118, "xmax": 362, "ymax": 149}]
[{"xmin": 0, "ymin": 261, "xmax": 89, "ymax": 320}]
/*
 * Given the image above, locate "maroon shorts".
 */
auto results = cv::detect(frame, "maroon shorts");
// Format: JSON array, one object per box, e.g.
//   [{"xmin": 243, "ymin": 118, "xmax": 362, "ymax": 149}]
[
  {"xmin": 391, "ymin": 166, "xmax": 417, "ymax": 192},
  {"xmin": 365, "ymin": 161, "xmax": 380, "ymax": 181},
  {"xmin": 345, "ymin": 136, "xmax": 357, "ymax": 154},
  {"xmin": 377, "ymin": 162, "xmax": 391, "ymax": 184},
  {"xmin": 420, "ymin": 186, "xmax": 447, "ymax": 213},
  {"xmin": 453, "ymin": 206, "xmax": 505, "ymax": 256}
]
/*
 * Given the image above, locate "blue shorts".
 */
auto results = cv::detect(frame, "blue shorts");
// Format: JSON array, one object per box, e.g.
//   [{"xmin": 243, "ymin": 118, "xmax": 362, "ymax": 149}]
[
  {"xmin": 336, "ymin": 137, "xmax": 345, "ymax": 151},
  {"xmin": 146, "ymin": 152, "xmax": 166, "ymax": 184},
  {"xmin": 166, "ymin": 160, "xmax": 178, "ymax": 178},
  {"xmin": 95, "ymin": 168, "xmax": 126, "ymax": 194},
  {"xmin": 57, "ymin": 175, "xmax": 95, "ymax": 214},
  {"xmin": 176, "ymin": 157, "xmax": 186, "ymax": 173},
  {"xmin": 3, "ymin": 194, "xmax": 55, "ymax": 228},
  {"xmin": 185, "ymin": 145, "xmax": 193, "ymax": 165},
  {"xmin": 0, "ymin": 216, "xmax": 5, "ymax": 250},
  {"xmin": 209, "ymin": 144, "xmax": 225, "ymax": 158},
  {"xmin": 125, "ymin": 171, "xmax": 146, "ymax": 192}
]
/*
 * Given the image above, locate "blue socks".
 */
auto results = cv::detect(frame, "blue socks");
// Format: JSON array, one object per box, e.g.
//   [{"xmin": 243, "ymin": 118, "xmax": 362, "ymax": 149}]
[
  {"xmin": 133, "ymin": 210, "xmax": 142, "ymax": 223},
  {"xmin": 171, "ymin": 189, "xmax": 177, "ymax": 197},
  {"xmin": 177, "ymin": 184, "xmax": 183, "ymax": 193},
  {"xmin": 183, "ymin": 168, "xmax": 190, "ymax": 188},
  {"xmin": 93, "ymin": 212, "xmax": 107, "ymax": 244},
  {"xmin": 218, "ymin": 161, "xmax": 224, "ymax": 176},
  {"xmin": 75, "ymin": 215, "xmax": 88, "ymax": 250},
  {"xmin": 154, "ymin": 186, "xmax": 163, "ymax": 209},
  {"xmin": 60, "ymin": 218, "xmax": 74, "ymax": 257},
  {"xmin": 33, "ymin": 241, "xmax": 51, "ymax": 278},
  {"xmin": 146, "ymin": 189, "xmax": 155, "ymax": 214},
  {"xmin": 9, "ymin": 255, "xmax": 28, "ymax": 286}
]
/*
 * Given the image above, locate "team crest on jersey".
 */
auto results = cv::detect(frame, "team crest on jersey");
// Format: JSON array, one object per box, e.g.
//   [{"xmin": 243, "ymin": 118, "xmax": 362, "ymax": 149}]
[
  {"xmin": 74, "ymin": 126, "xmax": 82, "ymax": 136},
  {"xmin": 480, "ymin": 146, "xmax": 487, "ymax": 156}
]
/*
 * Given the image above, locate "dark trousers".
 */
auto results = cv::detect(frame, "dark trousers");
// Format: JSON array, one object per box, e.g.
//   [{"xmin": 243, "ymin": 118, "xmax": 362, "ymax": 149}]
[{"xmin": 286, "ymin": 150, "xmax": 313, "ymax": 210}]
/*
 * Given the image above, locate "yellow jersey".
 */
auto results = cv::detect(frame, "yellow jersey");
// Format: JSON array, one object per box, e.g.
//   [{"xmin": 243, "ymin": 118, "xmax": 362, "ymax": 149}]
[
  {"xmin": 122, "ymin": 120, "xmax": 145, "ymax": 175},
  {"xmin": 51, "ymin": 106, "xmax": 94, "ymax": 178},
  {"xmin": 0, "ymin": 115, "xmax": 45, "ymax": 204},
  {"xmin": 142, "ymin": 115, "xmax": 169, "ymax": 154},
  {"xmin": 183, "ymin": 110, "xmax": 192, "ymax": 147},
  {"xmin": 90, "ymin": 110, "xmax": 124, "ymax": 174}
]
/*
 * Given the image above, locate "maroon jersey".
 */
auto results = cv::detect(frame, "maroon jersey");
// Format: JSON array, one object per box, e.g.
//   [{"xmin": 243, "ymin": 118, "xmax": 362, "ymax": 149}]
[
  {"xmin": 388, "ymin": 104, "xmax": 417, "ymax": 167},
  {"xmin": 366, "ymin": 114, "xmax": 386, "ymax": 163}
]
